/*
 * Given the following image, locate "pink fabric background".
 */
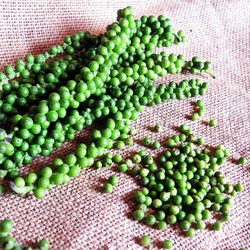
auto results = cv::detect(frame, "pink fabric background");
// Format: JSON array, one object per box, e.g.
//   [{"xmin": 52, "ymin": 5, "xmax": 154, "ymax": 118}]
[{"xmin": 0, "ymin": 0, "xmax": 249, "ymax": 249}]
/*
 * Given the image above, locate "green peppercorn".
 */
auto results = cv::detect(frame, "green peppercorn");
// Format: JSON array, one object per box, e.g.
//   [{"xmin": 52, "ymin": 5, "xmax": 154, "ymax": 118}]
[
  {"xmin": 118, "ymin": 164, "xmax": 128, "ymax": 173},
  {"xmin": 152, "ymin": 141, "xmax": 160, "ymax": 150},
  {"xmin": 191, "ymin": 112, "xmax": 199, "ymax": 121},
  {"xmin": 145, "ymin": 214, "xmax": 156, "ymax": 225},
  {"xmin": 112, "ymin": 154, "xmax": 123, "ymax": 163},
  {"xmin": 108, "ymin": 175, "xmax": 119, "ymax": 186},
  {"xmin": 162, "ymin": 240, "xmax": 173, "ymax": 249},
  {"xmin": 0, "ymin": 219, "xmax": 13, "ymax": 233},
  {"xmin": 196, "ymin": 221, "xmax": 206, "ymax": 230},
  {"xmin": 140, "ymin": 235, "xmax": 151, "ymax": 247},
  {"xmin": 186, "ymin": 228, "xmax": 195, "ymax": 237},
  {"xmin": 234, "ymin": 183, "xmax": 244, "ymax": 192},
  {"xmin": 213, "ymin": 221, "xmax": 222, "ymax": 231},
  {"xmin": 133, "ymin": 210, "xmax": 145, "ymax": 221},
  {"xmin": 132, "ymin": 154, "xmax": 142, "ymax": 163},
  {"xmin": 142, "ymin": 137, "xmax": 151, "ymax": 147},
  {"xmin": 103, "ymin": 183, "xmax": 113, "ymax": 193},
  {"xmin": 38, "ymin": 239, "xmax": 49, "ymax": 250},
  {"xmin": 238, "ymin": 156, "xmax": 247, "ymax": 165},
  {"xmin": 209, "ymin": 119, "xmax": 217, "ymax": 127},
  {"xmin": 0, "ymin": 236, "xmax": 17, "ymax": 250},
  {"xmin": 154, "ymin": 124, "xmax": 162, "ymax": 132},
  {"xmin": 197, "ymin": 137, "xmax": 205, "ymax": 145},
  {"xmin": 166, "ymin": 138, "xmax": 175, "ymax": 147},
  {"xmin": 196, "ymin": 99, "xmax": 204, "ymax": 107},
  {"xmin": 34, "ymin": 188, "xmax": 46, "ymax": 199}
]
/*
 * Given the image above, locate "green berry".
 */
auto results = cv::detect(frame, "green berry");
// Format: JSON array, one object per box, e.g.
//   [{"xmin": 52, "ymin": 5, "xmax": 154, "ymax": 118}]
[
  {"xmin": 162, "ymin": 240, "xmax": 173, "ymax": 249},
  {"xmin": 191, "ymin": 112, "xmax": 199, "ymax": 121},
  {"xmin": 133, "ymin": 210, "xmax": 145, "ymax": 221},
  {"xmin": 34, "ymin": 188, "xmax": 46, "ymax": 199},
  {"xmin": 154, "ymin": 124, "xmax": 162, "ymax": 132},
  {"xmin": 0, "ymin": 219, "xmax": 13, "ymax": 233},
  {"xmin": 112, "ymin": 154, "xmax": 123, "ymax": 163},
  {"xmin": 238, "ymin": 156, "xmax": 247, "ymax": 165},
  {"xmin": 103, "ymin": 183, "xmax": 113, "ymax": 193},
  {"xmin": 157, "ymin": 221, "xmax": 167, "ymax": 230},
  {"xmin": 38, "ymin": 239, "xmax": 49, "ymax": 250},
  {"xmin": 209, "ymin": 119, "xmax": 217, "ymax": 127},
  {"xmin": 118, "ymin": 164, "xmax": 128, "ymax": 173},
  {"xmin": 13, "ymin": 177, "xmax": 25, "ymax": 187},
  {"xmin": 213, "ymin": 221, "xmax": 222, "ymax": 231},
  {"xmin": 152, "ymin": 141, "xmax": 160, "ymax": 150},
  {"xmin": 234, "ymin": 183, "xmax": 244, "ymax": 192},
  {"xmin": 142, "ymin": 137, "xmax": 151, "ymax": 147},
  {"xmin": 108, "ymin": 175, "xmax": 119, "ymax": 186},
  {"xmin": 186, "ymin": 228, "xmax": 195, "ymax": 237},
  {"xmin": 140, "ymin": 235, "xmax": 151, "ymax": 247}
]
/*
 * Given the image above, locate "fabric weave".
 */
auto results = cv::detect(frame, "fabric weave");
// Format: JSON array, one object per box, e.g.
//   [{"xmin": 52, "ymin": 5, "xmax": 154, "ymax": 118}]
[{"xmin": 0, "ymin": 0, "xmax": 249, "ymax": 249}]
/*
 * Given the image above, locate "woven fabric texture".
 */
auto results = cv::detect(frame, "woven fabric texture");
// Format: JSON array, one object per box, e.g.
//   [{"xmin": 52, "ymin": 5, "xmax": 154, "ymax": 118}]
[{"xmin": 0, "ymin": 0, "xmax": 250, "ymax": 249}]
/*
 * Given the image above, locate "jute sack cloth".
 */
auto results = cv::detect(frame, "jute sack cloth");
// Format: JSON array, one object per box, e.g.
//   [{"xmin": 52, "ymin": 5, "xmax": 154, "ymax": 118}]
[{"xmin": 0, "ymin": 0, "xmax": 249, "ymax": 249}]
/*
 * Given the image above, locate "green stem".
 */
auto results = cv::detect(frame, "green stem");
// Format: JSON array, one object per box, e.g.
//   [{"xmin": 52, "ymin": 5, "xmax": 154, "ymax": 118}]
[
  {"xmin": 10, "ymin": 182, "xmax": 33, "ymax": 196},
  {"xmin": 206, "ymin": 70, "xmax": 215, "ymax": 79}
]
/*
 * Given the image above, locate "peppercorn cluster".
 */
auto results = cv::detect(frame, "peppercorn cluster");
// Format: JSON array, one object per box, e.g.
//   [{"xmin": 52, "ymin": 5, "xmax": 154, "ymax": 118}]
[
  {"xmin": 0, "ymin": 7, "xmax": 210, "ymax": 198},
  {"xmin": 132, "ymin": 125, "xmax": 243, "ymax": 238}
]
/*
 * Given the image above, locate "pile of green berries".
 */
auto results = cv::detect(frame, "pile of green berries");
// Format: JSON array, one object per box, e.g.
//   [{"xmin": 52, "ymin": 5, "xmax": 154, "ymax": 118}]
[
  {"xmin": 0, "ymin": 6, "xmax": 212, "ymax": 198},
  {"xmin": 132, "ymin": 126, "xmax": 243, "ymax": 237}
]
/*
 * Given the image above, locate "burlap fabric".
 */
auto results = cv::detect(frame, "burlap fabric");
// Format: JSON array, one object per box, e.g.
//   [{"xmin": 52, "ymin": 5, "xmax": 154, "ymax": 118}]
[{"xmin": 0, "ymin": 0, "xmax": 249, "ymax": 249}]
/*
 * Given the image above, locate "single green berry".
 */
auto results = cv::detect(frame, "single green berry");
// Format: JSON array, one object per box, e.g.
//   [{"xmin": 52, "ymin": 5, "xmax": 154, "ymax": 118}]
[
  {"xmin": 191, "ymin": 112, "xmax": 199, "ymax": 121},
  {"xmin": 213, "ymin": 221, "xmax": 222, "ymax": 231},
  {"xmin": 186, "ymin": 228, "xmax": 195, "ymax": 237},
  {"xmin": 133, "ymin": 210, "xmax": 145, "ymax": 221},
  {"xmin": 234, "ymin": 183, "xmax": 244, "ymax": 192},
  {"xmin": 103, "ymin": 183, "xmax": 113, "ymax": 193},
  {"xmin": 154, "ymin": 124, "xmax": 162, "ymax": 132},
  {"xmin": 152, "ymin": 141, "xmax": 161, "ymax": 150},
  {"xmin": 209, "ymin": 119, "xmax": 217, "ymax": 127},
  {"xmin": 142, "ymin": 137, "xmax": 151, "ymax": 147},
  {"xmin": 140, "ymin": 235, "xmax": 151, "ymax": 247},
  {"xmin": 0, "ymin": 219, "xmax": 13, "ymax": 233},
  {"xmin": 238, "ymin": 156, "xmax": 247, "ymax": 165},
  {"xmin": 38, "ymin": 238, "xmax": 49, "ymax": 250},
  {"xmin": 162, "ymin": 240, "xmax": 173, "ymax": 249}
]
